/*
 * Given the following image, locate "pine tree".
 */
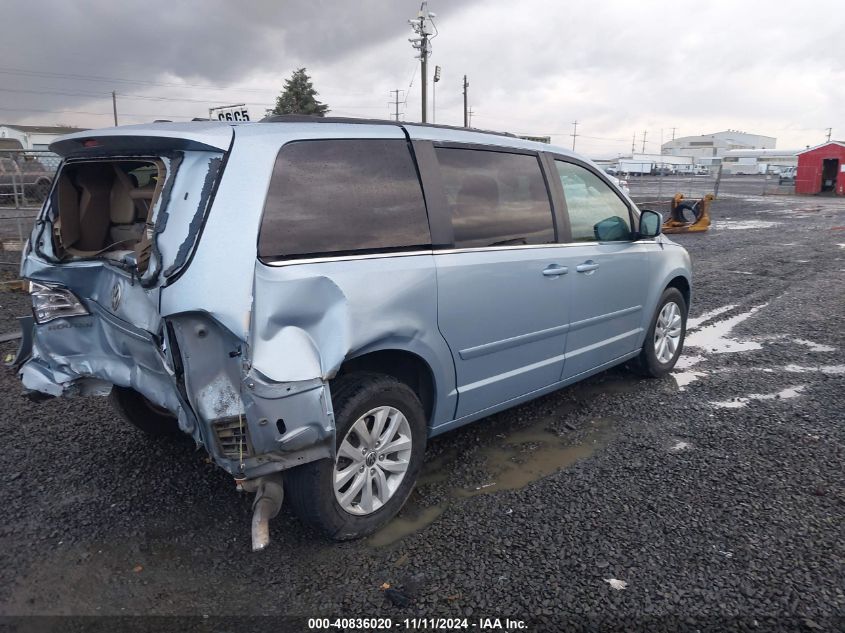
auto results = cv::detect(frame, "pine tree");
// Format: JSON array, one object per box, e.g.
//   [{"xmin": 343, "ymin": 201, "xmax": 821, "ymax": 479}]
[{"xmin": 267, "ymin": 68, "xmax": 329, "ymax": 117}]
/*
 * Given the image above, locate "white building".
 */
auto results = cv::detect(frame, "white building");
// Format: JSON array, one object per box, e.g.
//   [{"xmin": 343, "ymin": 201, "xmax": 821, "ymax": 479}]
[
  {"xmin": 618, "ymin": 153, "xmax": 694, "ymax": 175},
  {"xmin": 720, "ymin": 148, "xmax": 800, "ymax": 175},
  {"xmin": 662, "ymin": 130, "xmax": 776, "ymax": 159},
  {"xmin": 0, "ymin": 124, "xmax": 87, "ymax": 150}
]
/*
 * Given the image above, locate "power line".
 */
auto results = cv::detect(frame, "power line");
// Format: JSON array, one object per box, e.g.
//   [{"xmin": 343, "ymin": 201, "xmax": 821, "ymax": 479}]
[
  {"xmin": 0, "ymin": 86, "xmax": 381, "ymax": 110},
  {"xmin": 0, "ymin": 105, "xmax": 195, "ymax": 119},
  {"xmin": 0, "ymin": 66, "xmax": 278, "ymax": 94}
]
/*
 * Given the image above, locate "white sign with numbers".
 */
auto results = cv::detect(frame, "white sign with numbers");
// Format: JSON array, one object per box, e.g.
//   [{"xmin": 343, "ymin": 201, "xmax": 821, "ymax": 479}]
[{"xmin": 214, "ymin": 107, "xmax": 251, "ymax": 122}]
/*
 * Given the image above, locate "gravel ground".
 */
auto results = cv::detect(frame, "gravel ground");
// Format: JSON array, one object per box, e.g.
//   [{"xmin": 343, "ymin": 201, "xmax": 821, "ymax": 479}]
[{"xmin": 0, "ymin": 193, "xmax": 843, "ymax": 631}]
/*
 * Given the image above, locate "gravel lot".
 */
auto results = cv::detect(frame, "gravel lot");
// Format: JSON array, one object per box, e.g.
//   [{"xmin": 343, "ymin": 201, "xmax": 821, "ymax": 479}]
[{"xmin": 0, "ymin": 192, "xmax": 843, "ymax": 631}]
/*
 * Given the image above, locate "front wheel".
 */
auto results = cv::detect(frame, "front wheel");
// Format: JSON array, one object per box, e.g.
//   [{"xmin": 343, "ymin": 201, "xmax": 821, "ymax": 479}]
[
  {"xmin": 633, "ymin": 287, "xmax": 687, "ymax": 377},
  {"xmin": 285, "ymin": 372, "xmax": 427, "ymax": 540}
]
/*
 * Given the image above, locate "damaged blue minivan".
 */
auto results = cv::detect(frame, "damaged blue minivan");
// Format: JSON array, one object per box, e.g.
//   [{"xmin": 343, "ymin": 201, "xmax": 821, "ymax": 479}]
[{"xmin": 14, "ymin": 117, "xmax": 692, "ymax": 549}]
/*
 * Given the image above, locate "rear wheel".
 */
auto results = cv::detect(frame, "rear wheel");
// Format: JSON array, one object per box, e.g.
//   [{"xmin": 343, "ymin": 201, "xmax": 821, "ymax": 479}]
[
  {"xmin": 110, "ymin": 386, "xmax": 180, "ymax": 436},
  {"xmin": 633, "ymin": 287, "xmax": 687, "ymax": 377},
  {"xmin": 285, "ymin": 372, "xmax": 427, "ymax": 540}
]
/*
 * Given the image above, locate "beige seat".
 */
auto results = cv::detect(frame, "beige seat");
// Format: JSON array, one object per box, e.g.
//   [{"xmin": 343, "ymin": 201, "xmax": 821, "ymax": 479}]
[{"xmin": 109, "ymin": 167, "xmax": 145, "ymax": 245}]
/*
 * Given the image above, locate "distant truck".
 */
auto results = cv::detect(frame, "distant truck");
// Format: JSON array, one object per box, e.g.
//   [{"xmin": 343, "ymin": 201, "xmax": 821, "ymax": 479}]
[
  {"xmin": 778, "ymin": 166, "xmax": 797, "ymax": 185},
  {"xmin": 0, "ymin": 155, "xmax": 54, "ymax": 202},
  {"xmin": 618, "ymin": 160, "xmax": 653, "ymax": 175}
]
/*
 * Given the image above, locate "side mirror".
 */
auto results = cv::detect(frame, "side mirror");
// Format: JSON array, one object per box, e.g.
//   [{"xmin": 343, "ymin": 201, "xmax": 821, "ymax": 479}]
[{"xmin": 639, "ymin": 209, "xmax": 662, "ymax": 238}]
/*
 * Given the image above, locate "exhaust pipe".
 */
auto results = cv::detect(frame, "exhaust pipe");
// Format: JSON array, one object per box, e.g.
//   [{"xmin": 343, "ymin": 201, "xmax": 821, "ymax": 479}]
[{"xmin": 238, "ymin": 474, "xmax": 284, "ymax": 551}]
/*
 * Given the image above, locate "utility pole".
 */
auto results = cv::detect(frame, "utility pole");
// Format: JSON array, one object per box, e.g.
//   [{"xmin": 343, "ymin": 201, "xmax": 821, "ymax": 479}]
[
  {"xmin": 631, "ymin": 133, "xmax": 636, "ymax": 154},
  {"xmin": 467, "ymin": 108, "xmax": 475, "ymax": 127},
  {"xmin": 641, "ymin": 130, "xmax": 647, "ymax": 154},
  {"xmin": 409, "ymin": 3, "xmax": 436, "ymax": 123},
  {"xmin": 112, "ymin": 91, "xmax": 118, "ymax": 126},
  {"xmin": 570, "ymin": 120, "xmax": 579, "ymax": 151},
  {"xmin": 389, "ymin": 90, "xmax": 403, "ymax": 121},
  {"xmin": 671, "ymin": 127, "xmax": 677, "ymax": 141},
  {"xmin": 826, "ymin": 127, "xmax": 832, "ymax": 142},
  {"xmin": 463, "ymin": 75, "xmax": 469, "ymax": 128}
]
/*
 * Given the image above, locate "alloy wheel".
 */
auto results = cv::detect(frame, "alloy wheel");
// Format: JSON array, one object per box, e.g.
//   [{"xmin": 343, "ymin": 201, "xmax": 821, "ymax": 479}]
[
  {"xmin": 333, "ymin": 406, "xmax": 413, "ymax": 515},
  {"xmin": 654, "ymin": 301, "xmax": 682, "ymax": 364}
]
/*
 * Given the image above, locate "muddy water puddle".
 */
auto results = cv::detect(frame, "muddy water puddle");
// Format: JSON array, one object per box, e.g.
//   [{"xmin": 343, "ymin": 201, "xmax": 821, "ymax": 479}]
[
  {"xmin": 368, "ymin": 502, "xmax": 449, "ymax": 547},
  {"xmin": 455, "ymin": 417, "xmax": 618, "ymax": 498},
  {"xmin": 369, "ymin": 416, "xmax": 619, "ymax": 547}
]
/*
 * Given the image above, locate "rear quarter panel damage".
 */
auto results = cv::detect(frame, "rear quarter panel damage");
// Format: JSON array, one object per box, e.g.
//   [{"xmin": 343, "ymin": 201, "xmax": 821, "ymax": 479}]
[{"xmin": 250, "ymin": 256, "xmax": 457, "ymax": 429}]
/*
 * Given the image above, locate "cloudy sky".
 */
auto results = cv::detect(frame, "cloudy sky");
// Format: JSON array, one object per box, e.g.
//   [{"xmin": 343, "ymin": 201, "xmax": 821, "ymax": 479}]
[{"xmin": 2, "ymin": 0, "xmax": 843, "ymax": 157}]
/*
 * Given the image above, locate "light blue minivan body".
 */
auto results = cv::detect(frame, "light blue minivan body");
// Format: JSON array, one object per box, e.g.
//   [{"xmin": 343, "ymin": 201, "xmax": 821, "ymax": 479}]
[{"xmin": 16, "ymin": 119, "xmax": 692, "ymax": 483}]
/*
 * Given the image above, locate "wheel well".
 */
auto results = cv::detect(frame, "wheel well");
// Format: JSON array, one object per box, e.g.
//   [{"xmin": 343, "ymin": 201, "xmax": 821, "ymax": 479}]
[
  {"xmin": 666, "ymin": 276, "xmax": 691, "ymax": 311},
  {"xmin": 335, "ymin": 350, "xmax": 435, "ymax": 424}
]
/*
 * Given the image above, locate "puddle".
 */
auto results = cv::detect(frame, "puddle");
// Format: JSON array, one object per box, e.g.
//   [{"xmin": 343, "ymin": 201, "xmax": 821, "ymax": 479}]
[
  {"xmin": 675, "ymin": 354, "xmax": 705, "ymax": 370},
  {"xmin": 715, "ymin": 220, "xmax": 781, "ymax": 230},
  {"xmin": 791, "ymin": 338, "xmax": 836, "ymax": 353},
  {"xmin": 669, "ymin": 440, "xmax": 692, "ymax": 452},
  {"xmin": 369, "ymin": 417, "xmax": 619, "ymax": 546},
  {"xmin": 368, "ymin": 502, "xmax": 449, "ymax": 547},
  {"xmin": 684, "ymin": 304, "xmax": 767, "ymax": 355},
  {"xmin": 686, "ymin": 305, "xmax": 737, "ymax": 331},
  {"xmin": 671, "ymin": 370, "xmax": 707, "ymax": 389},
  {"xmin": 784, "ymin": 364, "xmax": 845, "ymax": 375},
  {"xmin": 455, "ymin": 417, "xmax": 618, "ymax": 498},
  {"xmin": 711, "ymin": 385, "xmax": 806, "ymax": 409}
]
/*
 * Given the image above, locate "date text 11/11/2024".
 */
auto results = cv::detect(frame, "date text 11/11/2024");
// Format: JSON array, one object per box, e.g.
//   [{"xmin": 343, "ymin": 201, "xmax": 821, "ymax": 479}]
[{"xmin": 307, "ymin": 617, "xmax": 529, "ymax": 630}]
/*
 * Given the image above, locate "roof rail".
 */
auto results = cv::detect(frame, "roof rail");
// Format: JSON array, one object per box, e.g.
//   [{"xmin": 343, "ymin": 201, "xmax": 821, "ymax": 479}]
[{"xmin": 259, "ymin": 114, "xmax": 517, "ymax": 139}]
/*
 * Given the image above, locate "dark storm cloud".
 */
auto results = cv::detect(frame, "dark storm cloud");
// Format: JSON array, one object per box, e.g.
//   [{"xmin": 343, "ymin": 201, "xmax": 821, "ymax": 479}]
[
  {"xmin": 1, "ymin": 0, "xmax": 477, "ymax": 84},
  {"xmin": 1, "ymin": 0, "xmax": 842, "ymax": 152},
  {"xmin": 0, "ymin": 0, "xmax": 477, "ymax": 125}
]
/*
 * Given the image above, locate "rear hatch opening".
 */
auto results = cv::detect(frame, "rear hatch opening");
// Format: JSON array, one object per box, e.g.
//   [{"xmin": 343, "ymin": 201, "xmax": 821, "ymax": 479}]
[{"xmin": 50, "ymin": 159, "xmax": 165, "ymax": 272}]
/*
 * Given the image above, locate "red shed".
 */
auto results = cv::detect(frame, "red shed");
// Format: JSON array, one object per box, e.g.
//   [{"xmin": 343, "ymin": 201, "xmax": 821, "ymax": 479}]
[{"xmin": 796, "ymin": 141, "xmax": 845, "ymax": 195}]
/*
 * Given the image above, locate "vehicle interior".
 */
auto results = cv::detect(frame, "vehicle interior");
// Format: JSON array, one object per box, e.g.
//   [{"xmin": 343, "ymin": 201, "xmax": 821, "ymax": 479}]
[{"xmin": 51, "ymin": 159, "xmax": 164, "ymax": 263}]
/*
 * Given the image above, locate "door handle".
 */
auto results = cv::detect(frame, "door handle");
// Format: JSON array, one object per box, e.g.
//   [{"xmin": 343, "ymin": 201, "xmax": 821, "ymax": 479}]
[
  {"xmin": 576, "ymin": 261, "xmax": 600, "ymax": 273},
  {"xmin": 542, "ymin": 265, "xmax": 568, "ymax": 277}
]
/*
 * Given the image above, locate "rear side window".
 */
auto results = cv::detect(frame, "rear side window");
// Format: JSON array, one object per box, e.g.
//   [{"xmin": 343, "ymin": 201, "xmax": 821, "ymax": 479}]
[
  {"xmin": 259, "ymin": 139, "xmax": 431, "ymax": 260},
  {"xmin": 434, "ymin": 148, "xmax": 554, "ymax": 248},
  {"xmin": 554, "ymin": 161, "xmax": 632, "ymax": 242}
]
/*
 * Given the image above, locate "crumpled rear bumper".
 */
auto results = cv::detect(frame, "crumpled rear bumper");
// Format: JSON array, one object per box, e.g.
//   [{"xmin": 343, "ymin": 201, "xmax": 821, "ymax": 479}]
[
  {"xmin": 18, "ymin": 301, "xmax": 195, "ymax": 431},
  {"xmin": 15, "ymin": 303, "xmax": 336, "ymax": 479}
]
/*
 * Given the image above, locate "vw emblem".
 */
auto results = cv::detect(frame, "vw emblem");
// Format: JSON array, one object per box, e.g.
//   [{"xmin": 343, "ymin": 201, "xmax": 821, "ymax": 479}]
[{"xmin": 111, "ymin": 283, "xmax": 122, "ymax": 312}]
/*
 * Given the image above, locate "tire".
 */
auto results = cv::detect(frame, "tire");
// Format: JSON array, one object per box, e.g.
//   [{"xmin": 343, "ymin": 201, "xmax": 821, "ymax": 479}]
[
  {"xmin": 285, "ymin": 372, "xmax": 427, "ymax": 540},
  {"xmin": 110, "ymin": 386, "xmax": 180, "ymax": 436},
  {"xmin": 632, "ymin": 287, "xmax": 687, "ymax": 378},
  {"xmin": 674, "ymin": 201, "xmax": 701, "ymax": 223}
]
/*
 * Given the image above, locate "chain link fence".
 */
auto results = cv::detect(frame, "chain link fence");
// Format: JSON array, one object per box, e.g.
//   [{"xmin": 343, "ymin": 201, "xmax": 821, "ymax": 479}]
[
  {"xmin": 0, "ymin": 150, "xmax": 61, "ymax": 246},
  {"xmin": 623, "ymin": 164, "xmax": 805, "ymax": 211}
]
